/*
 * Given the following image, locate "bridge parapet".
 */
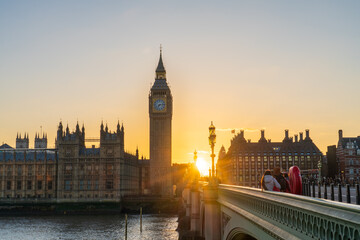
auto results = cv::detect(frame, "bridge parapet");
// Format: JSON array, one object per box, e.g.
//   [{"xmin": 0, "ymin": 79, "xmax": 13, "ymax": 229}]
[{"xmin": 219, "ymin": 184, "xmax": 360, "ymax": 240}]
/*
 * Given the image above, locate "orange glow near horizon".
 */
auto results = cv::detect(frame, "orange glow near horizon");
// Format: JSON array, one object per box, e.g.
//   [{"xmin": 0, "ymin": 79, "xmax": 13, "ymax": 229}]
[{"xmin": 1, "ymin": 2, "xmax": 360, "ymax": 166}]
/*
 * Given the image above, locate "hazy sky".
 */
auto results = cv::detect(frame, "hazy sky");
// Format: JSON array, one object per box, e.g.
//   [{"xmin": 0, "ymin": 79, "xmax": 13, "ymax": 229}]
[{"xmin": 1, "ymin": 1, "xmax": 360, "ymax": 174}]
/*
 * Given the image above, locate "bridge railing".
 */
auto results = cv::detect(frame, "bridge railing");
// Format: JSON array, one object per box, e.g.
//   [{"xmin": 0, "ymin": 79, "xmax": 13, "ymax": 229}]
[
  {"xmin": 302, "ymin": 182, "xmax": 360, "ymax": 205},
  {"xmin": 218, "ymin": 184, "xmax": 360, "ymax": 240}
]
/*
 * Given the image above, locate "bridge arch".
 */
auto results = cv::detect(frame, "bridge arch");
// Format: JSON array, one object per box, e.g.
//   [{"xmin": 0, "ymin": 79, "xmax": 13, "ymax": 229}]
[{"xmin": 226, "ymin": 227, "xmax": 257, "ymax": 240}]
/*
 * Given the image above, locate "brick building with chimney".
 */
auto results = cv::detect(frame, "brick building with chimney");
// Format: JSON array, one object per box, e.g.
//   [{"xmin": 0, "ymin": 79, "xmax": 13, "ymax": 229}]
[{"xmin": 217, "ymin": 129, "xmax": 323, "ymax": 187}]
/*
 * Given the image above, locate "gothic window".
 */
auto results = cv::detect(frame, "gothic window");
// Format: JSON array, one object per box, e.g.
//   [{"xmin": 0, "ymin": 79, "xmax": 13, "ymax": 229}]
[
  {"xmin": 66, "ymin": 148, "xmax": 72, "ymax": 156},
  {"xmin": 48, "ymin": 181, "xmax": 52, "ymax": 190},
  {"xmin": 65, "ymin": 164, "xmax": 72, "ymax": 175},
  {"xmin": 106, "ymin": 164, "xmax": 114, "ymax": 175},
  {"xmin": 37, "ymin": 165, "xmax": 42, "ymax": 174},
  {"xmin": 79, "ymin": 180, "xmax": 84, "ymax": 190},
  {"xmin": 94, "ymin": 165, "xmax": 99, "ymax": 175},
  {"xmin": 47, "ymin": 165, "xmax": 53, "ymax": 173},
  {"xmin": 17, "ymin": 181, "xmax": 22, "ymax": 190},
  {"xmin": 27, "ymin": 180, "xmax": 32, "ymax": 190},
  {"xmin": 87, "ymin": 180, "xmax": 91, "ymax": 190},
  {"xmin": 17, "ymin": 166, "xmax": 22, "ymax": 176},
  {"xmin": 64, "ymin": 180, "xmax": 72, "ymax": 190},
  {"xmin": 80, "ymin": 164, "xmax": 85, "ymax": 175},
  {"xmin": 28, "ymin": 165, "xmax": 32, "ymax": 176},
  {"xmin": 7, "ymin": 166, "xmax": 12, "ymax": 176},
  {"xmin": 106, "ymin": 148, "xmax": 113, "ymax": 155},
  {"xmin": 7, "ymin": 181, "xmax": 11, "ymax": 190},
  {"xmin": 37, "ymin": 181, "xmax": 42, "ymax": 190},
  {"xmin": 106, "ymin": 180, "xmax": 113, "ymax": 190},
  {"xmin": 95, "ymin": 180, "xmax": 99, "ymax": 190}
]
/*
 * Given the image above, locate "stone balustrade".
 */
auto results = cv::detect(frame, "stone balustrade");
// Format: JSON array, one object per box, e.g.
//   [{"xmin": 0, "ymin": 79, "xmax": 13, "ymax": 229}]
[{"xmin": 181, "ymin": 181, "xmax": 360, "ymax": 240}]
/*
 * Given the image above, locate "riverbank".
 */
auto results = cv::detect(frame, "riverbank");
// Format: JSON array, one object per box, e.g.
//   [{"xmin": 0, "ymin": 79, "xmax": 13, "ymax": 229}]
[{"xmin": 0, "ymin": 198, "xmax": 179, "ymax": 216}]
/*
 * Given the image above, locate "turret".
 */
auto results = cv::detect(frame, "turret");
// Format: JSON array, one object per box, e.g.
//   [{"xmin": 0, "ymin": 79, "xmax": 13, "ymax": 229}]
[
  {"xmin": 35, "ymin": 132, "xmax": 47, "ymax": 148},
  {"xmin": 57, "ymin": 121, "xmax": 64, "ymax": 140},
  {"xmin": 218, "ymin": 145, "xmax": 226, "ymax": 160},
  {"xmin": 117, "ymin": 120, "xmax": 121, "ymax": 134},
  {"xmin": 76, "ymin": 121, "xmax": 80, "ymax": 133},
  {"xmin": 16, "ymin": 132, "xmax": 29, "ymax": 149}
]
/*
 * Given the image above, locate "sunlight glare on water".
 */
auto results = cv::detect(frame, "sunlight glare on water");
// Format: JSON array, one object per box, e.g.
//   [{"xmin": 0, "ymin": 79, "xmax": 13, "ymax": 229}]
[{"xmin": 0, "ymin": 214, "xmax": 178, "ymax": 240}]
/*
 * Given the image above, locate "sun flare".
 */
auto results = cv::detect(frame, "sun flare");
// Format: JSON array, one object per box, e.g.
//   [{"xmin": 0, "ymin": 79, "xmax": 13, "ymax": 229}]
[{"xmin": 196, "ymin": 157, "xmax": 210, "ymax": 176}]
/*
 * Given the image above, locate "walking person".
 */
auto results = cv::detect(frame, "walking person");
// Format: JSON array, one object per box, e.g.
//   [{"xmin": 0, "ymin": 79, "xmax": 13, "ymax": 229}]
[
  {"xmin": 289, "ymin": 166, "xmax": 302, "ymax": 195},
  {"xmin": 261, "ymin": 169, "xmax": 281, "ymax": 191},
  {"xmin": 273, "ymin": 167, "xmax": 290, "ymax": 192}
]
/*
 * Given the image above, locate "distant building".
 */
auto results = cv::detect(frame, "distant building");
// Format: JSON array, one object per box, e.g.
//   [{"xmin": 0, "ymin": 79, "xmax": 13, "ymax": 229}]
[
  {"xmin": 0, "ymin": 121, "xmax": 149, "ymax": 202},
  {"xmin": 336, "ymin": 130, "xmax": 360, "ymax": 181},
  {"xmin": 326, "ymin": 145, "xmax": 337, "ymax": 178},
  {"xmin": 0, "ymin": 142, "xmax": 57, "ymax": 199},
  {"xmin": 217, "ymin": 129, "xmax": 323, "ymax": 187}
]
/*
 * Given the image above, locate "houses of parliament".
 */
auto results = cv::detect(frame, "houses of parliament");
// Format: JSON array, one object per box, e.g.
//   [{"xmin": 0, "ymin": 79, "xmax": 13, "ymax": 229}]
[{"xmin": 0, "ymin": 52, "xmax": 173, "ymax": 202}]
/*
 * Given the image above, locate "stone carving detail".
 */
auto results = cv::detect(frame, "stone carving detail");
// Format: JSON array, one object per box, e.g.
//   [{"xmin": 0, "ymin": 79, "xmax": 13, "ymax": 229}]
[
  {"xmin": 221, "ymin": 189, "xmax": 360, "ymax": 240},
  {"xmin": 222, "ymin": 211, "xmax": 231, "ymax": 236}
]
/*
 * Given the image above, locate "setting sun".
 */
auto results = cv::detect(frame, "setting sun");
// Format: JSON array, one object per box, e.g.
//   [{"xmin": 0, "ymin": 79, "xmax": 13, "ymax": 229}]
[{"xmin": 196, "ymin": 157, "xmax": 210, "ymax": 176}]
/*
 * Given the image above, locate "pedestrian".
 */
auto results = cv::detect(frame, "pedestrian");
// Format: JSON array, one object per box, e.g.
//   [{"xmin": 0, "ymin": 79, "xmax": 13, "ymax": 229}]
[
  {"xmin": 261, "ymin": 169, "xmax": 281, "ymax": 191},
  {"xmin": 273, "ymin": 167, "xmax": 290, "ymax": 192},
  {"xmin": 289, "ymin": 166, "xmax": 302, "ymax": 195},
  {"xmin": 282, "ymin": 173, "xmax": 291, "ymax": 193}
]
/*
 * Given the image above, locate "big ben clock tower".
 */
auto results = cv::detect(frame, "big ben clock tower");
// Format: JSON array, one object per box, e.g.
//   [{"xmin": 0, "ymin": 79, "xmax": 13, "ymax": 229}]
[{"xmin": 149, "ymin": 49, "xmax": 173, "ymax": 196}]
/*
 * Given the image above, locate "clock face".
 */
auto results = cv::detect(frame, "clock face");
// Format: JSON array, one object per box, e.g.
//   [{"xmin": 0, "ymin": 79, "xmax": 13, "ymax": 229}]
[{"xmin": 154, "ymin": 99, "xmax": 166, "ymax": 111}]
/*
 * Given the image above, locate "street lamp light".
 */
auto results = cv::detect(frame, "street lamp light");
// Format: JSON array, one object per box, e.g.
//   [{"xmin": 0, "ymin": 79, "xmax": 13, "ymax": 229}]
[{"xmin": 209, "ymin": 121, "xmax": 216, "ymax": 178}]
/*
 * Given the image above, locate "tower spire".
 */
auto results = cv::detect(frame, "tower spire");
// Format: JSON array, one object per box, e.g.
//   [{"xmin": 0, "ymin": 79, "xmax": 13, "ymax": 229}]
[{"xmin": 155, "ymin": 45, "xmax": 166, "ymax": 79}]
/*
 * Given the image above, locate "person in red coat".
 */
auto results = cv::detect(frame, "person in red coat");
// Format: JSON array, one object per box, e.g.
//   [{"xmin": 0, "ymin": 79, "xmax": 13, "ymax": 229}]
[{"xmin": 289, "ymin": 166, "xmax": 302, "ymax": 195}]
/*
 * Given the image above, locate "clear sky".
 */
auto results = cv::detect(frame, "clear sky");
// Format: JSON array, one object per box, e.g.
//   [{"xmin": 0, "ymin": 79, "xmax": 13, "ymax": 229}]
[{"xmin": 1, "ymin": 1, "xmax": 360, "ymax": 175}]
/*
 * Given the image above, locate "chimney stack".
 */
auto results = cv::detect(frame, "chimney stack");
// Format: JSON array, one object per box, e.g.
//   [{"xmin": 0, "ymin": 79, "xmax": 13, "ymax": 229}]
[
  {"xmin": 285, "ymin": 129, "xmax": 289, "ymax": 139},
  {"xmin": 305, "ymin": 129, "xmax": 310, "ymax": 139},
  {"xmin": 339, "ymin": 129, "xmax": 343, "ymax": 140},
  {"xmin": 299, "ymin": 132, "xmax": 303, "ymax": 141},
  {"xmin": 294, "ymin": 134, "xmax": 298, "ymax": 142},
  {"xmin": 261, "ymin": 129, "xmax": 265, "ymax": 139}
]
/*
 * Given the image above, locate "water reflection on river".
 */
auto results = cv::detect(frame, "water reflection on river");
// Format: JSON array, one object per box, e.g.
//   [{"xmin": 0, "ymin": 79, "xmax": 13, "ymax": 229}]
[{"xmin": 0, "ymin": 214, "xmax": 178, "ymax": 240}]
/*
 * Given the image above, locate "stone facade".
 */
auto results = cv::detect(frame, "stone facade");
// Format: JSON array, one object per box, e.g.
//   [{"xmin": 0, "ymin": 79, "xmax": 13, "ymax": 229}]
[
  {"xmin": 0, "ymin": 147, "xmax": 57, "ymax": 199},
  {"xmin": 0, "ymin": 121, "xmax": 148, "ymax": 202},
  {"xmin": 217, "ymin": 129, "xmax": 323, "ymax": 187},
  {"xmin": 337, "ymin": 130, "xmax": 360, "ymax": 181}
]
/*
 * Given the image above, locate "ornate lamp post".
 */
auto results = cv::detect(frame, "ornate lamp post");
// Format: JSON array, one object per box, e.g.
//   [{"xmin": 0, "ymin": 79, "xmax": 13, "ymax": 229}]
[
  {"xmin": 194, "ymin": 149, "xmax": 198, "ymax": 165},
  {"xmin": 208, "ymin": 121, "xmax": 216, "ymax": 178},
  {"xmin": 318, "ymin": 158, "xmax": 322, "ymax": 183}
]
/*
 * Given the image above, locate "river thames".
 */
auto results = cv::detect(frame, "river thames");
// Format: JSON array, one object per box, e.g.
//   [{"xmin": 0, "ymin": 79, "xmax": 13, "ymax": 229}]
[{"xmin": 0, "ymin": 214, "xmax": 178, "ymax": 240}]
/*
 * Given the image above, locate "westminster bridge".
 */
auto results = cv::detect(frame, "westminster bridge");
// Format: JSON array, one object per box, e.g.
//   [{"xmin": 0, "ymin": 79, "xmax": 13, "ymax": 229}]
[{"xmin": 181, "ymin": 181, "xmax": 360, "ymax": 240}]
